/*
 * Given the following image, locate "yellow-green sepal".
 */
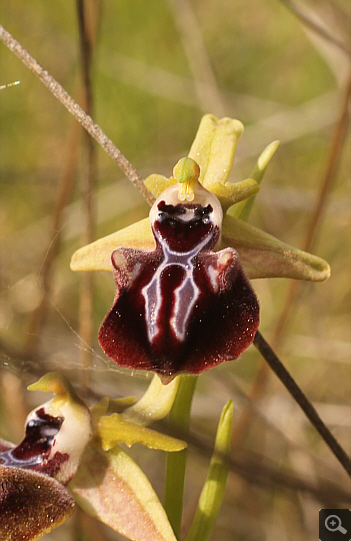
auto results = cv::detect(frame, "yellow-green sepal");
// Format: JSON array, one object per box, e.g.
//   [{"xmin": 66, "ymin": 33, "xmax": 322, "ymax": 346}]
[
  {"xmin": 188, "ymin": 114, "xmax": 244, "ymax": 189},
  {"xmin": 222, "ymin": 214, "xmax": 330, "ymax": 281},
  {"xmin": 28, "ymin": 372, "xmax": 88, "ymax": 416},
  {"xmin": 90, "ymin": 396, "xmax": 137, "ymax": 421},
  {"xmin": 70, "ymin": 217, "xmax": 154, "ymax": 272}
]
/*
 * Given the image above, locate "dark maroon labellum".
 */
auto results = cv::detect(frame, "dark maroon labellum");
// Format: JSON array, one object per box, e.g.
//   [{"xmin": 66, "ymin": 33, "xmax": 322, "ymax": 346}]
[
  {"xmin": 0, "ymin": 407, "xmax": 69, "ymax": 478},
  {"xmin": 99, "ymin": 187, "xmax": 259, "ymax": 382}
]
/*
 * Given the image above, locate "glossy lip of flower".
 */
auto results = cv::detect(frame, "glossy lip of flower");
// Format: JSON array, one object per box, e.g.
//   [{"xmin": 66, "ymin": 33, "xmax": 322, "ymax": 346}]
[
  {"xmin": 97, "ymin": 155, "xmax": 260, "ymax": 382},
  {"xmin": 0, "ymin": 373, "xmax": 186, "ymax": 541}
]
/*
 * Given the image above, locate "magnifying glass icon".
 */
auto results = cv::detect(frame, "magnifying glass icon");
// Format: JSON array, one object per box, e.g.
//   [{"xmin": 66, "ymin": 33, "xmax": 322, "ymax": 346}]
[{"xmin": 325, "ymin": 515, "xmax": 347, "ymax": 534}]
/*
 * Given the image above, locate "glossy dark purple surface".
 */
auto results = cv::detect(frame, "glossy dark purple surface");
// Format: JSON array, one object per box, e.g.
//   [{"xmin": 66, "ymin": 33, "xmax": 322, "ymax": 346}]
[
  {"xmin": 0, "ymin": 407, "xmax": 69, "ymax": 478},
  {"xmin": 99, "ymin": 196, "xmax": 259, "ymax": 382},
  {"xmin": 11, "ymin": 407, "xmax": 63, "ymax": 460}
]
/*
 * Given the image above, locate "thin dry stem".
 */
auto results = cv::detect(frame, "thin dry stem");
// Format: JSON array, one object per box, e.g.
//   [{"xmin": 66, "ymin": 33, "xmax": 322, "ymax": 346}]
[
  {"xmin": 167, "ymin": 0, "xmax": 226, "ymax": 116},
  {"xmin": 280, "ymin": 0, "xmax": 351, "ymax": 58},
  {"xmin": 0, "ymin": 372, "xmax": 27, "ymax": 441},
  {"xmin": 0, "ymin": 24, "xmax": 154, "ymax": 205},
  {"xmin": 232, "ymin": 72, "xmax": 351, "ymax": 445},
  {"xmin": 273, "ymin": 70, "xmax": 351, "ymax": 345},
  {"xmin": 253, "ymin": 331, "xmax": 351, "ymax": 475},
  {"xmin": 76, "ymin": 0, "xmax": 98, "ymax": 371},
  {"xmin": 303, "ymin": 72, "xmax": 351, "ymax": 254}
]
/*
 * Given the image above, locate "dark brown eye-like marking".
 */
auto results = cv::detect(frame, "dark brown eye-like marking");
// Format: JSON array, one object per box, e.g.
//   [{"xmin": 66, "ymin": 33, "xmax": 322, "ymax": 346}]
[{"xmin": 99, "ymin": 182, "xmax": 259, "ymax": 383}]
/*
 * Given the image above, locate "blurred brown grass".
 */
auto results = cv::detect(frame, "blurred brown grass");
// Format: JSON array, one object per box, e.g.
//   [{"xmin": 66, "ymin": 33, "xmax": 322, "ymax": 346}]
[{"xmin": 1, "ymin": 1, "xmax": 350, "ymax": 540}]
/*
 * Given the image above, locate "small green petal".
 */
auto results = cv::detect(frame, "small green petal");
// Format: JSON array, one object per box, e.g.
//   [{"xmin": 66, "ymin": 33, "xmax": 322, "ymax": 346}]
[
  {"xmin": 70, "ymin": 443, "xmax": 178, "ymax": 541},
  {"xmin": 209, "ymin": 178, "xmax": 259, "ymax": 212},
  {"xmin": 184, "ymin": 401, "xmax": 233, "ymax": 541},
  {"xmin": 229, "ymin": 140, "xmax": 280, "ymax": 220},
  {"xmin": 188, "ymin": 114, "xmax": 244, "ymax": 189},
  {"xmin": 70, "ymin": 217, "xmax": 154, "ymax": 272},
  {"xmin": 121, "ymin": 374, "xmax": 180, "ymax": 427},
  {"xmin": 144, "ymin": 174, "xmax": 177, "ymax": 198},
  {"xmin": 91, "ymin": 396, "xmax": 137, "ymax": 421},
  {"xmin": 98, "ymin": 413, "xmax": 186, "ymax": 452},
  {"xmin": 222, "ymin": 214, "xmax": 330, "ymax": 281}
]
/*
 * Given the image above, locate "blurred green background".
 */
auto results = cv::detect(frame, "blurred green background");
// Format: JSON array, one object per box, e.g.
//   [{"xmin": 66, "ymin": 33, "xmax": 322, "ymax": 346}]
[{"xmin": 0, "ymin": 1, "xmax": 350, "ymax": 540}]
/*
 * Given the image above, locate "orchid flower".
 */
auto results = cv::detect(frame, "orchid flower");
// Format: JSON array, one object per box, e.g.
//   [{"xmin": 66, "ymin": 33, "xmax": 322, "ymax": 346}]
[
  {"xmin": 0, "ymin": 373, "xmax": 187, "ymax": 541},
  {"xmin": 0, "ymin": 373, "xmax": 91, "ymax": 540},
  {"xmin": 71, "ymin": 114, "xmax": 330, "ymax": 382}
]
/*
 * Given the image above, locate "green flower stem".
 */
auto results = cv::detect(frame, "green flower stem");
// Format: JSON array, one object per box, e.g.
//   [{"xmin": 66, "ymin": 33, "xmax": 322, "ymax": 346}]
[{"xmin": 164, "ymin": 375, "xmax": 198, "ymax": 539}]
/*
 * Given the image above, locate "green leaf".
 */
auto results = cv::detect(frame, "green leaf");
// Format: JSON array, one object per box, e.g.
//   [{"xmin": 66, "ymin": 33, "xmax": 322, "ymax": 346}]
[
  {"xmin": 184, "ymin": 400, "xmax": 233, "ymax": 541},
  {"xmin": 69, "ymin": 443, "xmax": 177, "ymax": 541}
]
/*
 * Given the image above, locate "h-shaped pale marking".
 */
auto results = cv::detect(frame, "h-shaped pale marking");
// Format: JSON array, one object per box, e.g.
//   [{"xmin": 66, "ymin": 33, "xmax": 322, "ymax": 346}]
[{"xmin": 142, "ymin": 227, "xmax": 216, "ymax": 344}]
